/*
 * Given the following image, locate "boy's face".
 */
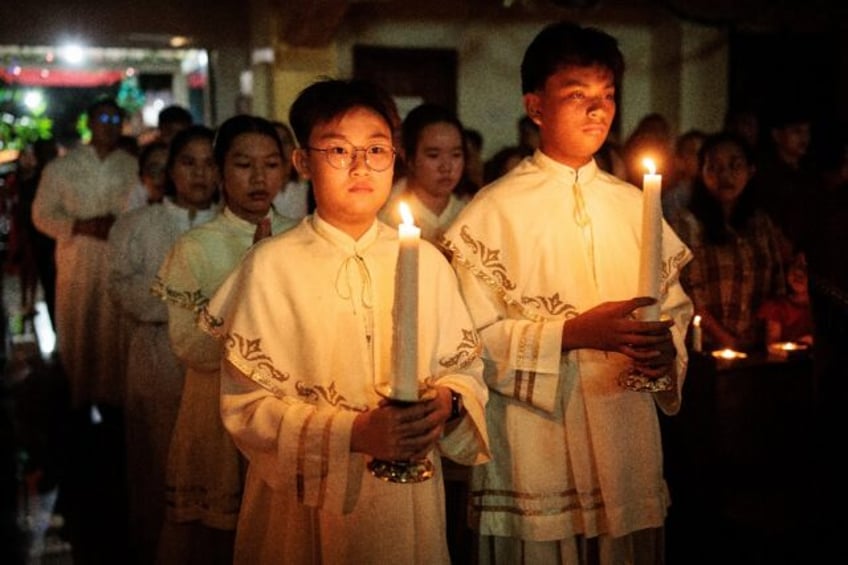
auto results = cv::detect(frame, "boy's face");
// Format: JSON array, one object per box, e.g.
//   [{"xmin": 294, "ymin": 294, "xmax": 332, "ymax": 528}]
[
  {"xmin": 523, "ymin": 64, "xmax": 616, "ymax": 169},
  {"xmin": 294, "ymin": 107, "xmax": 394, "ymax": 239}
]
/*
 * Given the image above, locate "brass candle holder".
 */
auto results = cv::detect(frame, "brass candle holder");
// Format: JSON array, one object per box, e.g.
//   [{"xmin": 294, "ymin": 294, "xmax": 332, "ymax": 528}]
[{"xmin": 367, "ymin": 383, "xmax": 436, "ymax": 484}]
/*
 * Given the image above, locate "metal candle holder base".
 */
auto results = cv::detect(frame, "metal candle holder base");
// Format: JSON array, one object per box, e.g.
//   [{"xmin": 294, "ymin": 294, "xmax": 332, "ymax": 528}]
[
  {"xmin": 367, "ymin": 457, "xmax": 435, "ymax": 483},
  {"xmin": 367, "ymin": 385, "xmax": 437, "ymax": 484},
  {"xmin": 618, "ymin": 368, "xmax": 673, "ymax": 393}
]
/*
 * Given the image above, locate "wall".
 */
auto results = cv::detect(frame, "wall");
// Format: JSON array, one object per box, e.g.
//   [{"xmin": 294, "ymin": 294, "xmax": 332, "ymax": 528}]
[{"xmin": 326, "ymin": 17, "xmax": 729, "ymax": 159}]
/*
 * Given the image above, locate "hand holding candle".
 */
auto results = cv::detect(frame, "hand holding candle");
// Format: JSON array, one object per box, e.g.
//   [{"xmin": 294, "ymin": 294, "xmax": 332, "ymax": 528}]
[
  {"xmin": 637, "ymin": 158, "xmax": 663, "ymax": 321},
  {"xmin": 391, "ymin": 202, "xmax": 420, "ymax": 401}
]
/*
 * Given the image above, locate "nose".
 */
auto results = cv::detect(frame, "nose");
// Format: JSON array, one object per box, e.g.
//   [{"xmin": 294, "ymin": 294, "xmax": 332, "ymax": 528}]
[
  {"xmin": 587, "ymin": 96, "xmax": 612, "ymax": 118},
  {"xmin": 350, "ymin": 149, "xmax": 369, "ymax": 174},
  {"xmin": 250, "ymin": 164, "xmax": 266, "ymax": 182}
]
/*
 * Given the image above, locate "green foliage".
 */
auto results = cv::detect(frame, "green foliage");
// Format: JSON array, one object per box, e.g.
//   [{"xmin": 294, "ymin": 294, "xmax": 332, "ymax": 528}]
[{"xmin": 0, "ymin": 87, "xmax": 54, "ymax": 149}]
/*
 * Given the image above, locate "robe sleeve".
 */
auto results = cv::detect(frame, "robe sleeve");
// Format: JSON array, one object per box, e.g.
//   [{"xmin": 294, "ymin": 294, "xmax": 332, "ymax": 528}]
[
  {"xmin": 109, "ymin": 212, "xmax": 168, "ymax": 323},
  {"xmin": 155, "ymin": 236, "xmax": 222, "ymax": 372},
  {"xmin": 421, "ymin": 248, "xmax": 490, "ymax": 465},
  {"xmin": 654, "ymin": 221, "xmax": 695, "ymax": 415},
  {"xmin": 450, "ymin": 258, "xmax": 564, "ymax": 415},
  {"xmin": 31, "ymin": 161, "xmax": 75, "ymax": 240},
  {"xmin": 220, "ymin": 361, "xmax": 363, "ymax": 515}
]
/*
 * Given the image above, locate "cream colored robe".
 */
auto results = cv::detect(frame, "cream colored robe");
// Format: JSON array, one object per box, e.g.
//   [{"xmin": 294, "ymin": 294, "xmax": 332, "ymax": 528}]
[
  {"xmin": 206, "ymin": 215, "xmax": 490, "ymax": 564},
  {"xmin": 108, "ymin": 198, "xmax": 218, "ymax": 556},
  {"xmin": 31, "ymin": 144, "xmax": 137, "ymax": 407},
  {"xmin": 442, "ymin": 152, "xmax": 693, "ymax": 542},
  {"xmin": 153, "ymin": 207, "xmax": 296, "ymax": 529}
]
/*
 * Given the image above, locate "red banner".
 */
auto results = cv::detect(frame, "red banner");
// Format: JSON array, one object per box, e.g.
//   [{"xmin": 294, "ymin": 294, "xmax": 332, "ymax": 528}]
[{"xmin": 0, "ymin": 67, "xmax": 125, "ymax": 87}]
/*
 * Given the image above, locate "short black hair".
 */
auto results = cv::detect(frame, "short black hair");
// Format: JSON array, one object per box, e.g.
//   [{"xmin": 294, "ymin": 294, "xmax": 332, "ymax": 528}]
[
  {"xmin": 165, "ymin": 125, "xmax": 215, "ymax": 198},
  {"xmin": 521, "ymin": 21, "xmax": 624, "ymax": 94},
  {"xmin": 288, "ymin": 78, "xmax": 398, "ymax": 147},
  {"xmin": 158, "ymin": 105, "xmax": 193, "ymax": 128}
]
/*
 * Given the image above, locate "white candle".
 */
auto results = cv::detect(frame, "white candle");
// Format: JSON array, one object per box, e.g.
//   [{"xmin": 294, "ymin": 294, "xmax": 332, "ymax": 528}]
[
  {"xmin": 637, "ymin": 158, "xmax": 663, "ymax": 321},
  {"xmin": 392, "ymin": 202, "xmax": 420, "ymax": 401},
  {"xmin": 692, "ymin": 315, "xmax": 702, "ymax": 353}
]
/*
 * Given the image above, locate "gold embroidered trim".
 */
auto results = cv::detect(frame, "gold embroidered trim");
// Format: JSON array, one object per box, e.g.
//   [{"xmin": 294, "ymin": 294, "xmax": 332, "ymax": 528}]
[
  {"xmin": 439, "ymin": 328, "xmax": 482, "ymax": 370},
  {"xmin": 317, "ymin": 412, "xmax": 334, "ymax": 507},
  {"xmin": 443, "ymin": 226, "xmax": 576, "ymax": 323},
  {"xmin": 296, "ymin": 410, "xmax": 317, "ymax": 503},
  {"xmin": 469, "ymin": 487, "xmax": 604, "ymax": 516},
  {"xmin": 198, "ymin": 306, "xmax": 223, "ymax": 337},
  {"xmin": 660, "ymin": 247, "xmax": 692, "ymax": 296},
  {"xmin": 151, "ymin": 276, "xmax": 208, "ymax": 312},
  {"xmin": 295, "ymin": 381, "xmax": 368, "ymax": 413},
  {"xmin": 457, "ymin": 224, "xmax": 517, "ymax": 290},
  {"xmin": 521, "ymin": 292, "xmax": 579, "ymax": 318},
  {"xmin": 221, "ymin": 332, "xmax": 290, "ymax": 398}
]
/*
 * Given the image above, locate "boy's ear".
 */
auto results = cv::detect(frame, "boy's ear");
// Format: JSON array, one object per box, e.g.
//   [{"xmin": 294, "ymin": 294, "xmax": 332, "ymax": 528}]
[
  {"xmin": 523, "ymin": 93, "xmax": 542, "ymax": 126},
  {"xmin": 293, "ymin": 148, "xmax": 312, "ymax": 180}
]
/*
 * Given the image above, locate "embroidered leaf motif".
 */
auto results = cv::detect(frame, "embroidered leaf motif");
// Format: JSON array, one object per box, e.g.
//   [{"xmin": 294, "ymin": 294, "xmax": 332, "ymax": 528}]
[
  {"xmin": 520, "ymin": 292, "xmax": 579, "ymax": 317},
  {"xmin": 440, "ymin": 328, "xmax": 482, "ymax": 369},
  {"xmin": 660, "ymin": 247, "xmax": 691, "ymax": 295},
  {"xmin": 152, "ymin": 277, "xmax": 209, "ymax": 312},
  {"xmin": 227, "ymin": 332, "xmax": 289, "ymax": 385},
  {"xmin": 459, "ymin": 225, "xmax": 516, "ymax": 290},
  {"xmin": 296, "ymin": 381, "xmax": 368, "ymax": 413}
]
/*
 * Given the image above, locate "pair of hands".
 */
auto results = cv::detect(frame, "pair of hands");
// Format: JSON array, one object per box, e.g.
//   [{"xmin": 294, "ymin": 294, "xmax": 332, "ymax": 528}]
[
  {"xmin": 72, "ymin": 214, "xmax": 116, "ymax": 240},
  {"xmin": 351, "ymin": 386, "xmax": 455, "ymax": 462},
  {"xmin": 562, "ymin": 296, "xmax": 676, "ymax": 379}
]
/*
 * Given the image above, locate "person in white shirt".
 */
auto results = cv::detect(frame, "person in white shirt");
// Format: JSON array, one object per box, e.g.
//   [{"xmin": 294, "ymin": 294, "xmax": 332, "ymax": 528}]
[{"xmin": 32, "ymin": 97, "xmax": 138, "ymax": 410}]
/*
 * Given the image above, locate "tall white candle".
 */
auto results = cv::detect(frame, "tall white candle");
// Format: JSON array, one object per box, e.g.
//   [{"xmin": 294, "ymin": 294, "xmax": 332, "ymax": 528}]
[
  {"xmin": 637, "ymin": 158, "xmax": 663, "ymax": 321},
  {"xmin": 692, "ymin": 314, "xmax": 703, "ymax": 353},
  {"xmin": 392, "ymin": 202, "xmax": 420, "ymax": 401}
]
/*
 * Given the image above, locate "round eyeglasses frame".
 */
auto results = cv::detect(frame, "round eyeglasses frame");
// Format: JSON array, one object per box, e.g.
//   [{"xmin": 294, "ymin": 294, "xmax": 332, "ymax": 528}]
[{"xmin": 306, "ymin": 143, "xmax": 395, "ymax": 172}]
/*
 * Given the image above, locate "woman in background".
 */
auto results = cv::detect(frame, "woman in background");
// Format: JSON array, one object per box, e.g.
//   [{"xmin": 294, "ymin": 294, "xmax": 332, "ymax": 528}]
[
  {"xmin": 379, "ymin": 103, "xmax": 467, "ymax": 247},
  {"xmin": 672, "ymin": 132, "xmax": 786, "ymax": 351},
  {"xmin": 108, "ymin": 126, "xmax": 219, "ymax": 564},
  {"xmin": 153, "ymin": 115, "xmax": 296, "ymax": 564}
]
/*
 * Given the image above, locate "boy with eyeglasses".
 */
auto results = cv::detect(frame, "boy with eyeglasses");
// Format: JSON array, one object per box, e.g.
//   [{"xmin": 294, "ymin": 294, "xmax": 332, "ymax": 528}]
[{"xmin": 203, "ymin": 78, "xmax": 490, "ymax": 564}]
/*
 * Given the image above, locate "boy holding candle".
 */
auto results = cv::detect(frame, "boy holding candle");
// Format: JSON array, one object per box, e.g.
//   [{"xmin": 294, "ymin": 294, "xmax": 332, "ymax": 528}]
[
  {"xmin": 442, "ymin": 21, "xmax": 693, "ymax": 563},
  {"xmin": 203, "ymin": 78, "xmax": 490, "ymax": 564}
]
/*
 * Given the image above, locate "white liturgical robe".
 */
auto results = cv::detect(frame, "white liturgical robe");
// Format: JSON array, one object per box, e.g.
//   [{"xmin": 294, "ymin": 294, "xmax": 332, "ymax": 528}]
[
  {"xmin": 442, "ymin": 152, "xmax": 694, "ymax": 542},
  {"xmin": 153, "ymin": 207, "xmax": 296, "ymax": 529},
  {"xmin": 206, "ymin": 215, "xmax": 490, "ymax": 564}
]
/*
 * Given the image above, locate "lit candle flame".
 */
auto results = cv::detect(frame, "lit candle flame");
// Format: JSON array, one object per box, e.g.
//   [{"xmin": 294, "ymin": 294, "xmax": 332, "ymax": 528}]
[
  {"xmin": 399, "ymin": 201, "xmax": 414, "ymax": 226},
  {"xmin": 643, "ymin": 158, "xmax": 656, "ymax": 175},
  {"xmin": 693, "ymin": 314, "xmax": 701, "ymax": 326}
]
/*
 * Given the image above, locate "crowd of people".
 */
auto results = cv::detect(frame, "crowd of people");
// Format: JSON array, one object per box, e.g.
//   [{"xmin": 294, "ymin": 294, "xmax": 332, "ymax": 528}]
[{"xmin": 2, "ymin": 17, "xmax": 847, "ymax": 565}]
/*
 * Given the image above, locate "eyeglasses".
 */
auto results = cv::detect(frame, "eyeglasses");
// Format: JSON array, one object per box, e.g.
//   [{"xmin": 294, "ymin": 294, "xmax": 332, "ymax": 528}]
[
  {"xmin": 306, "ymin": 142, "xmax": 395, "ymax": 172},
  {"xmin": 95, "ymin": 114, "xmax": 122, "ymax": 125}
]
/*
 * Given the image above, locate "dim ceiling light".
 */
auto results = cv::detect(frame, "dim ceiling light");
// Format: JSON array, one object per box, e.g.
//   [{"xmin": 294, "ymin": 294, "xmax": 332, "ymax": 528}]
[{"xmin": 170, "ymin": 36, "xmax": 189, "ymax": 48}]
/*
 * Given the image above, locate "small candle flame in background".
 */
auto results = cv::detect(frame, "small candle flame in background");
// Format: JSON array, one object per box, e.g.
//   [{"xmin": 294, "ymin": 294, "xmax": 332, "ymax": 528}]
[
  {"xmin": 691, "ymin": 314, "xmax": 702, "ymax": 353},
  {"xmin": 712, "ymin": 348, "xmax": 747, "ymax": 360}
]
